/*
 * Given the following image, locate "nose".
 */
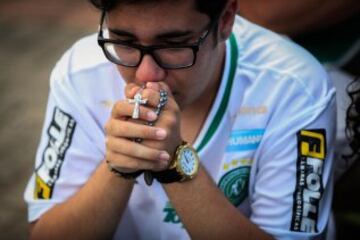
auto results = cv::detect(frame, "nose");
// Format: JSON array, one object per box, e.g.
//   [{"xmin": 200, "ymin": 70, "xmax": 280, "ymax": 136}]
[{"xmin": 135, "ymin": 55, "xmax": 166, "ymax": 83}]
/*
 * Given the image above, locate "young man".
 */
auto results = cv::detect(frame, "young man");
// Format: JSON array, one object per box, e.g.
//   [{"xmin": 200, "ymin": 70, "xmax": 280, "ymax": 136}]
[{"xmin": 24, "ymin": 0, "xmax": 336, "ymax": 239}]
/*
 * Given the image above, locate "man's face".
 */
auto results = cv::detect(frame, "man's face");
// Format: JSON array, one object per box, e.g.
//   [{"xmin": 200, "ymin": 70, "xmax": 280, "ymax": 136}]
[{"xmin": 106, "ymin": 0, "xmax": 226, "ymax": 109}]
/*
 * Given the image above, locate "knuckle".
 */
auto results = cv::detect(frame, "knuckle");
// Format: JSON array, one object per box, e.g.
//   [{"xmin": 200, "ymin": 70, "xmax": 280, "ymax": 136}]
[
  {"xmin": 127, "ymin": 142, "xmax": 140, "ymax": 157},
  {"xmin": 125, "ymin": 84, "xmax": 137, "ymax": 98},
  {"xmin": 128, "ymin": 159, "xmax": 141, "ymax": 170},
  {"xmin": 134, "ymin": 145, "xmax": 143, "ymax": 159},
  {"xmin": 105, "ymin": 137, "xmax": 110, "ymax": 149},
  {"xmin": 143, "ymin": 90, "xmax": 156, "ymax": 107},
  {"xmin": 173, "ymin": 102, "xmax": 180, "ymax": 112},
  {"xmin": 111, "ymin": 101, "xmax": 120, "ymax": 116},
  {"xmin": 155, "ymin": 162, "xmax": 166, "ymax": 171},
  {"xmin": 106, "ymin": 137, "xmax": 117, "ymax": 151},
  {"xmin": 104, "ymin": 121, "xmax": 110, "ymax": 134},
  {"xmin": 165, "ymin": 114, "xmax": 177, "ymax": 127},
  {"xmin": 145, "ymin": 127, "xmax": 156, "ymax": 138},
  {"xmin": 142, "ymin": 89, "xmax": 150, "ymax": 99},
  {"xmin": 106, "ymin": 121, "xmax": 116, "ymax": 135},
  {"xmin": 107, "ymin": 121, "xmax": 126, "ymax": 137},
  {"xmin": 105, "ymin": 150, "xmax": 114, "ymax": 162},
  {"xmin": 149, "ymin": 149, "xmax": 160, "ymax": 161},
  {"xmin": 114, "ymin": 122, "xmax": 123, "ymax": 135},
  {"xmin": 117, "ymin": 156, "xmax": 131, "ymax": 169},
  {"xmin": 112, "ymin": 101, "xmax": 129, "ymax": 118},
  {"xmin": 168, "ymin": 100, "xmax": 179, "ymax": 113}
]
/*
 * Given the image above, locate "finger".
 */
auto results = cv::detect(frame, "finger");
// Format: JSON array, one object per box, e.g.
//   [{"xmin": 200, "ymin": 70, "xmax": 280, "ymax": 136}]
[
  {"xmin": 106, "ymin": 139, "xmax": 170, "ymax": 167},
  {"xmin": 125, "ymin": 83, "xmax": 142, "ymax": 99},
  {"xmin": 107, "ymin": 137, "xmax": 170, "ymax": 161},
  {"xmin": 154, "ymin": 82, "xmax": 173, "ymax": 97},
  {"xmin": 106, "ymin": 151, "xmax": 168, "ymax": 171},
  {"xmin": 146, "ymin": 82, "xmax": 174, "ymax": 99},
  {"xmin": 141, "ymin": 88, "xmax": 161, "ymax": 107},
  {"xmin": 105, "ymin": 119, "xmax": 167, "ymax": 140},
  {"xmin": 146, "ymin": 82, "xmax": 161, "ymax": 91},
  {"xmin": 147, "ymin": 82, "xmax": 177, "ymax": 111},
  {"xmin": 111, "ymin": 100, "xmax": 158, "ymax": 121}
]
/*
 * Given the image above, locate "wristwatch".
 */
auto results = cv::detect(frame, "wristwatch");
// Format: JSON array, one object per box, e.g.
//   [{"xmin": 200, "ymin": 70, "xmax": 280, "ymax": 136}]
[{"xmin": 153, "ymin": 142, "xmax": 199, "ymax": 183}]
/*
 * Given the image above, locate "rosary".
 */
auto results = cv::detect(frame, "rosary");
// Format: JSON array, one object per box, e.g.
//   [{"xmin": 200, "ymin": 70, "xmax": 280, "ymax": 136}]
[{"xmin": 130, "ymin": 87, "xmax": 168, "ymax": 185}]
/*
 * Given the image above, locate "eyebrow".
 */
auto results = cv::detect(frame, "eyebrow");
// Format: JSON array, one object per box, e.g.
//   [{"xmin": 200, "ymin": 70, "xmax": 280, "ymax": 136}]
[
  {"xmin": 108, "ymin": 28, "xmax": 194, "ymax": 40},
  {"xmin": 108, "ymin": 29, "xmax": 136, "ymax": 38}
]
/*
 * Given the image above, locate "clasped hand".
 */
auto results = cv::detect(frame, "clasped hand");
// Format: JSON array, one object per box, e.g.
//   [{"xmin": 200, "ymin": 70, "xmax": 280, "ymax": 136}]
[{"xmin": 105, "ymin": 82, "xmax": 182, "ymax": 173}]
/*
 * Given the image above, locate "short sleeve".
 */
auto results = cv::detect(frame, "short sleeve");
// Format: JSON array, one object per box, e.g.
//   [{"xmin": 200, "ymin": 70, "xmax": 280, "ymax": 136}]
[
  {"xmin": 249, "ymin": 74, "xmax": 336, "ymax": 239},
  {"xmin": 24, "ymin": 55, "xmax": 106, "ymax": 222}
]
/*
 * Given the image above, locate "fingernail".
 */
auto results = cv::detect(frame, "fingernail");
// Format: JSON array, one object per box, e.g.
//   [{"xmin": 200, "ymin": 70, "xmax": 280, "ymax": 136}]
[
  {"xmin": 146, "ymin": 82, "xmax": 155, "ymax": 88},
  {"xmin": 159, "ymin": 151, "xmax": 170, "ymax": 161},
  {"xmin": 155, "ymin": 129, "xmax": 167, "ymax": 139},
  {"xmin": 147, "ymin": 111, "xmax": 157, "ymax": 120}
]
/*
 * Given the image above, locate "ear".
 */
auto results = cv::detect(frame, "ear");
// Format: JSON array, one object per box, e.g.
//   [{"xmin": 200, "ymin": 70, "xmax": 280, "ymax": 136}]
[{"xmin": 217, "ymin": 0, "xmax": 238, "ymax": 41}]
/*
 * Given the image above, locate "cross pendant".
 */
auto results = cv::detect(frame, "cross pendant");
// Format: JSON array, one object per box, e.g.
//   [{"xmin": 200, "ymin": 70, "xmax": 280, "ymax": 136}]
[{"xmin": 128, "ymin": 92, "xmax": 148, "ymax": 119}]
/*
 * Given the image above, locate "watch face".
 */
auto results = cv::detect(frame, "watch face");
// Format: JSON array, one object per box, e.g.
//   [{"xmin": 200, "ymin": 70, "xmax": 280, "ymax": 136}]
[{"xmin": 179, "ymin": 148, "xmax": 198, "ymax": 176}]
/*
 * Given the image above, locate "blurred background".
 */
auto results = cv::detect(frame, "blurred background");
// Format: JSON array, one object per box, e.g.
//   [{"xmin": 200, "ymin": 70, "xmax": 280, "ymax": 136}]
[
  {"xmin": 0, "ymin": 1, "xmax": 98, "ymax": 238},
  {"xmin": 0, "ymin": 0, "xmax": 358, "ymax": 239}
]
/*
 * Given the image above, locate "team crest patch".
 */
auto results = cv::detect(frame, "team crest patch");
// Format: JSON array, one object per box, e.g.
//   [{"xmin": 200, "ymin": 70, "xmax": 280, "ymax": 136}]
[
  {"xmin": 35, "ymin": 107, "xmax": 76, "ymax": 199},
  {"xmin": 291, "ymin": 129, "xmax": 326, "ymax": 233},
  {"xmin": 218, "ymin": 166, "xmax": 250, "ymax": 207}
]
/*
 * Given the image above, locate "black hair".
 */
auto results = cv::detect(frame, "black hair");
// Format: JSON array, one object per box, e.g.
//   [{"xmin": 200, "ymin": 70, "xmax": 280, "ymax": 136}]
[
  {"xmin": 344, "ymin": 77, "xmax": 360, "ymax": 163},
  {"xmin": 88, "ymin": 0, "xmax": 228, "ymax": 23}
]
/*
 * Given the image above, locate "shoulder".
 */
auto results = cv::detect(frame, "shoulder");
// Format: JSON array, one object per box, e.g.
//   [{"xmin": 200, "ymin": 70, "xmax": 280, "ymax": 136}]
[
  {"xmin": 232, "ymin": 16, "xmax": 334, "ymax": 102},
  {"xmin": 48, "ymin": 33, "xmax": 124, "ymax": 99},
  {"xmin": 50, "ymin": 33, "xmax": 113, "ymax": 84},
  {"xmin": 46, "ymin": 34, "xmax": 125, "ymax": 117}
]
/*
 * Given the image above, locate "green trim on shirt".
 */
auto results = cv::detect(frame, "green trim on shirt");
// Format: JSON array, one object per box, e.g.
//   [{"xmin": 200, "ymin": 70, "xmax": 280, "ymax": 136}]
[{"xmin": 197, "ymin": 33, "xmax": 238, "ymax": 152}]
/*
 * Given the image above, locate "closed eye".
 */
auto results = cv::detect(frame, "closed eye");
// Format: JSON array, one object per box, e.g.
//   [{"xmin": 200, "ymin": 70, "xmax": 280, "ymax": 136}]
[
  {"xmin": 108, "ymin": 35, "xmax": 135, "ymax": 44},
  {"xmin": 163, "ymin": 38, "xmax": 192, "ymax": 46}
]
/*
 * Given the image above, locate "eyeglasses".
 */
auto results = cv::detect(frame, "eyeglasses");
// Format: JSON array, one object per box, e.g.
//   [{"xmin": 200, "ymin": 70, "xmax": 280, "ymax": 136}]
[{"xmin": 97, "ymin": 12, "xmax": 212, "ymax": 69}]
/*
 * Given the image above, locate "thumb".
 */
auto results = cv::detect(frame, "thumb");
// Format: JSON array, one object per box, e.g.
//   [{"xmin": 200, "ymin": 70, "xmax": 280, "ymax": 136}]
[{"xmin": 125, "ymin": 83, "xmax": 142, "ymax": 99}]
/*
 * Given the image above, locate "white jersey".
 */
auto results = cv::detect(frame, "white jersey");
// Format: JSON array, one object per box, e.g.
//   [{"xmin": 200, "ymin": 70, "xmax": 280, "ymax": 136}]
[{"xmin": 24, "ymin": 16, "xmax": 336, "ymax": 240}]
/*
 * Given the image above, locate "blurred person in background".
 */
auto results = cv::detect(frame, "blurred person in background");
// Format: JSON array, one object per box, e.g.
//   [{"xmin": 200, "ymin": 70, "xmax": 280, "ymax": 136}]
[
  {"xmin": 238, "ymin": 0, "xmax": 359, "ymax": 177},
  {"xmin": 334, "ymin": 76, "xmax": 360, "ymax": 238},
  {"xmin": 237, "ymin": 0, "xmax": 360, "ymax": 238},
  {"xmin": 24, "ymin": 0, "xmax": 337, "ymax": 239}
]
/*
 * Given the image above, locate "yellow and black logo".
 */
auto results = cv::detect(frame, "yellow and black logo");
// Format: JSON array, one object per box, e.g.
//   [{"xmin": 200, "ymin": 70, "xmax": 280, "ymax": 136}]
[
  {"xmin": 299, "ymin": 130, "xmax": 326, "ymax": 160},
  {"xmin": 34, "ymin": 107, "xmax": 76, "ymax": 199},
  {"xmin": 35, "ymin": 174, "xmax": 51, "ymax": 199},
  {"xmin": 291, "ymin": 129, "xmax": 326, "ymax": 233}
]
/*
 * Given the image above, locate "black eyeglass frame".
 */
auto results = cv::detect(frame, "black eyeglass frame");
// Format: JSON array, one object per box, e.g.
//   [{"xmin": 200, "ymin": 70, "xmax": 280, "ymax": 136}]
[{"xmin": 97, "ymin": 11, "xmax": 213, "ymax": 69}]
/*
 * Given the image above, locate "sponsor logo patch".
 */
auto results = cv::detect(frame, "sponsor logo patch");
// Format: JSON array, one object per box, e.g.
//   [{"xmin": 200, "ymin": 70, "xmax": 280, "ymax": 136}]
[
  {"xmin": 218, "ymin": 166, "xmax": 250, "ymax": 207},
  {"xmin": 35, "ymin": 107, "xmax": 76, "ymax": 199},
  {"xmin": 163, "ymin": 201, "xmax": 182, "ymax": 225},
  {"xmin": 238, "ymin": 106, "xmax": 268, "ymax": 115},
  {"xmin": 226, "ymin": 129, "xmax": 264, "ymax": 152},
  {"xmin": 291, "ymin": 129, "xmax": 326, "ymax": 233},
  {"xmin": 223, "ymin": 158, "xmax": 253, "ymax": 171}
]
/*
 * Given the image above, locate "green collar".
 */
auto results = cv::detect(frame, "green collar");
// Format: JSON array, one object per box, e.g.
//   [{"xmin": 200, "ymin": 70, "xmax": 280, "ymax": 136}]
[{"xmin": 197, "ymin": 33, "xmax": 238, "ymax": 152}]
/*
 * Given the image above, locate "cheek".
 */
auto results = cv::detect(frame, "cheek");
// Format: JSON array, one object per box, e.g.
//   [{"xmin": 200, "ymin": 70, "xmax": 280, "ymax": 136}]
[
  {"xmin": 174, "ymin": 77, "xmax": 204, "ymax": 108},
  {"xmin": 169, "ymin": 60, "xmax": 207, "ymax": 96},
  {"xmin": 116, "ymin": 66, "xmax": 135, "ymax": 84}
]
